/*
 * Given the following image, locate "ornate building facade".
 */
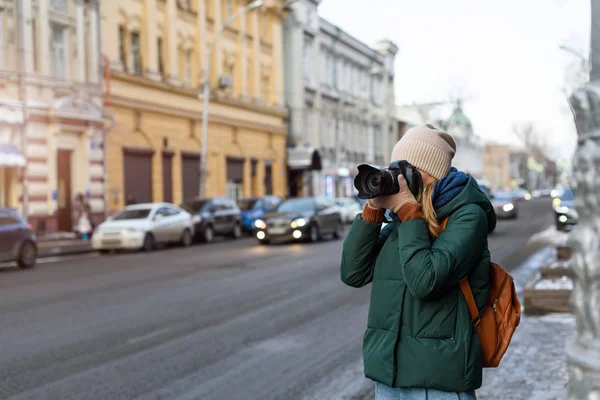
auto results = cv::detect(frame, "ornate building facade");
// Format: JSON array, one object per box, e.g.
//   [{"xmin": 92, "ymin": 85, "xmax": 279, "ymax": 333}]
[
  {"xmin": 101, "ymin": 0, "xmax": 288, "ymax": 213},
  {"xmin": 0, "ymin": 0, "xmax": 110, "ymax": 234},
  {"xmin": 283, "ymin": 0, "xmax": 398, "ymax": 198}
]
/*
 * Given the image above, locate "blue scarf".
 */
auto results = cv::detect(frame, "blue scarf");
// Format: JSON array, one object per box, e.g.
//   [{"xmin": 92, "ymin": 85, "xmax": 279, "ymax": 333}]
[{"xmin": 385, "ymin": 167, "xmax": 469, "ymax": 222}]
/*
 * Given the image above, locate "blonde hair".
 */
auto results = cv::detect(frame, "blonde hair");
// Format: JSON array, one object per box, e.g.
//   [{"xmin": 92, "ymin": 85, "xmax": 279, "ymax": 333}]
[{"xmin": 417, "ymin": 178, "xmax": 441, "ymax": 238}]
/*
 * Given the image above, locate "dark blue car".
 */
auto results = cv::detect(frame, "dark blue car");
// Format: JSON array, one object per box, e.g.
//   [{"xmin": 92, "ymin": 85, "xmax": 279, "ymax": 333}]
[
  {"xmin": 238, "ymin": 196, "xmax": 281, "ymax": 232},
  {"xmin": 0, "ymin": 208, "xmax": 37, "ymax": 268}
]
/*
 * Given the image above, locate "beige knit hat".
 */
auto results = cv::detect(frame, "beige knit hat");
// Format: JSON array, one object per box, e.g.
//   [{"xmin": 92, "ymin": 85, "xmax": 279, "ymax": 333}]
[{"xmin": 391, "ymin": 124, "xmax": 456, "ymax": 180}]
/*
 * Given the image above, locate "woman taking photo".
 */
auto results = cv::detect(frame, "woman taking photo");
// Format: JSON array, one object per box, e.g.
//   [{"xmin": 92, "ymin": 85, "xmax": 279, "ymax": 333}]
[{"xmin": 341, "ymin": 124, "xmax": 496, "ymax": 400}]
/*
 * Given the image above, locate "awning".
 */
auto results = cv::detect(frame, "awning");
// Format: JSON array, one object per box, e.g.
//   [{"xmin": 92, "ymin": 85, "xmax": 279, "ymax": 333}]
[
  {"xmin": 287, "ymin": 146, "xmax": 322, "ymax": 171},
  {"xmin": 0, "ymin": 145, "xmax": 26, "ymax": 167}
]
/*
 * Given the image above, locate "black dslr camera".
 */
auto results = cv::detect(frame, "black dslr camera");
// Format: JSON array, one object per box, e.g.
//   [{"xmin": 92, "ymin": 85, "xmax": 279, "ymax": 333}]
[{"xmin": 353, "ymin": 160, "xmax": 423, "ymax": 200}]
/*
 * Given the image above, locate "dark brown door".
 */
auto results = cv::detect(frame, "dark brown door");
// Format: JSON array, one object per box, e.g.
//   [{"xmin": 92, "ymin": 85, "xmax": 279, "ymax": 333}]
[
  {"xmin": 162, "ymin": 152, "xmax": 173, "ymax": 203},
  {"xmin": 264, "ymin": 162, "xmax": 273, "ymax": 195},
  {"xmin": 124, "ymin": 148, "xmax": 153, "ymax": 204},
  {"xmin": 56, "ymin": 149, "xmax": 72, "ymax": 231},
  {"xmin": 181, "ymin": 153, "xmax": 200, "ymax": 200}
]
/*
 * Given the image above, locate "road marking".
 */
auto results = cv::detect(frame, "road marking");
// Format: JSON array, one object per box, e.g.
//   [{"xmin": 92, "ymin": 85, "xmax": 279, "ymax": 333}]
[{"xmin": 128, "ymin": 328, "xmax": 171, "ymax": 344}]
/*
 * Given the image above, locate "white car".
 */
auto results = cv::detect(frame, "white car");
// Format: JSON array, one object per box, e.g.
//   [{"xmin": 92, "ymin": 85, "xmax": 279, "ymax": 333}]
[
  {"xmin": 336, "ymin": 197, "xmax": 362, "ymax": 223},
  {"xmin": 92, "ymin": 203, "xmax": 194, "ymax": 253}
]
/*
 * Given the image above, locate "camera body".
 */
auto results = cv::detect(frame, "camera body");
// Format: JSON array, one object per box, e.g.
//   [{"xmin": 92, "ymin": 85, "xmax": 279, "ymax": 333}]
[{"xmin": 354, "ymin": 160, "xmax": 423, "ymax": 200}]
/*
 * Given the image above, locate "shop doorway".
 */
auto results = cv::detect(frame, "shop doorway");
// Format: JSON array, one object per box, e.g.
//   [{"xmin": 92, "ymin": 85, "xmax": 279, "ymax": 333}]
[{"xmin": 56, "ymin": 149, "xmax": 73, "ymax": 231}]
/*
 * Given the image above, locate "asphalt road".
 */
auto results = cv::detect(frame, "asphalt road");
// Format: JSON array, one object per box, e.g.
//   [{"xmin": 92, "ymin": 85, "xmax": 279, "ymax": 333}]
[{"xmin": 0, "ymin": 198, "xmax": 554, "ymax": 400}]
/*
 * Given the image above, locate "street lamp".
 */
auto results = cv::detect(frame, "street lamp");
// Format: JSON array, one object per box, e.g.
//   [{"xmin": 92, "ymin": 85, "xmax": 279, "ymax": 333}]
[{"xmin": 198, "ymin": 0, "xmax": 264, "ymax": 199}]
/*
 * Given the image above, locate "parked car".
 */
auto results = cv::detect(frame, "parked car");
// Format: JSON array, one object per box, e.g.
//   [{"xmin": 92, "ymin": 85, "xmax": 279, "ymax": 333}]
[
  {"xmin": 553, "ymin": 188, "xmax": 577, "ymax": 231},
  {"xmin": 92, "ymin": 203, "xmax": 194, "ymax": 252},
  {"xmin": 253, "ymin": 197, "xmax": 343, "ymax": 244},
  {"xmin": 336, "ymin": 197, "xmax": 362, "ymax": 223},
  {"xmin": 0, "ymin": 208, "xmax": 37, "ymax": 268},
  {"xmin": 238, "ymin": 195, "xmax": 281, "ymax": 232},
  {"xmin": 181, "ymin": 197, "xmax": 242, "ymax": 243},
  {"xmin": 510, "ymin": 188, "xmax": 532, "ymax": 201},
  {"xmin": 491, "ymin": 191, "xmax": 518, "ymax": 219}
]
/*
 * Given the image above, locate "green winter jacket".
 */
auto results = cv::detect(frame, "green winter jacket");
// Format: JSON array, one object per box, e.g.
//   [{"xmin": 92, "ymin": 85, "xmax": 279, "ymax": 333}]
[{"xmin": 341, "ymin": 177, "xmax": 496, "ymax": 392}]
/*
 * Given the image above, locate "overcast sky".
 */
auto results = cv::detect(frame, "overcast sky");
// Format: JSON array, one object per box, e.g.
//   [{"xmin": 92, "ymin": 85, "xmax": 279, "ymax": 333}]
[{"xmin": 318, "ymin": 0, "xmax": 590, "ymax": 162}]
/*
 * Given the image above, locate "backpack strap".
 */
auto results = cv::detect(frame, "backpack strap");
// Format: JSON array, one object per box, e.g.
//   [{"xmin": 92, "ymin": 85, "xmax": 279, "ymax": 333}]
[
  {"xmin": 459, "ymin": 278, "xmax": 481, "ymax": 327},
  {"xmin": 440, "ymin": 216, "xmax": 482, "ymax": 327}
]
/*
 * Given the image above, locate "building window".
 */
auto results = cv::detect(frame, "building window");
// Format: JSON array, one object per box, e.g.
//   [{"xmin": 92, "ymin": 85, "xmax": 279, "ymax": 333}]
[
  {"xmin": 50, "ymin": 24, "xmax": 66, "ymax": 79},
  {"xmin": 184, "ymin": 49, "xmax": 192, "ymax": 86},
  {"xmin": 261, "ymin": 75, "xmax": 269, "ymax": 103},
  {"xmin": 130, "ymin": 31, "xmax": 141, "ymax": 74},
  {"xmin": 157, "ymin": 37, "xmax": 164, "ymax": 77},
  {"xmin": 225, "ymin": 0, "xmax": 233, "ymax": 17},
  {"xmin": 50, "ymin": 0, "xmax": 67, "ymax": 12},
  {"xmin": 302, "ymin": 38, "xmax": 312, "ymax": 84},
  {"xmin": 118, "ymin": 25, "xmax": 127, "ymax": 71}
]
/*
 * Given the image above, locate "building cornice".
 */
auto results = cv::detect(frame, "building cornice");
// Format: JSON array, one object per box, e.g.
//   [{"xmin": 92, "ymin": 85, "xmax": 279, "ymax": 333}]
[
  {"xmin": 111, "ymin": 71, "xmax": 288, "ymax": 119},
  {"xmin": 108, "ymin": 95, "xmax": 287, "ymax": 136}
]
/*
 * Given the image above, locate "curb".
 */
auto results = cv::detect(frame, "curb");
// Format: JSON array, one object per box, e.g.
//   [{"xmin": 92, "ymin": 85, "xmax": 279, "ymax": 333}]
[{"xmin": 38, "ymin": 245, "xmax": 96, "ymax": 259}]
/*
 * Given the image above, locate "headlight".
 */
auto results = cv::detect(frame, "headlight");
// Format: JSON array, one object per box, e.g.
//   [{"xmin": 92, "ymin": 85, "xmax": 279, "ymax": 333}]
[
  {"xmin": 556, "ymin": 206, "xmax": 570, "ymax": 214},
  {"xmin": 290, "ymin": 218, "xmax": 306, "ymax": 228},
  {"xmin": 502, "ymin": 203, "xmax": 514, "ymax": 212},
  {"xmin": 192, "ymin": 214, "xmax": 202, "ymax": 223},
  {"xmin": 553, "ymin": 198, "xmax": 561, "ymax": 206},
  {"xmin": 255, "ymin": 219, "xmax": 266, "ymax": 229},
  {"xmin": 524, "ymin": 194, "xmax": 531, "ymax": 200}
]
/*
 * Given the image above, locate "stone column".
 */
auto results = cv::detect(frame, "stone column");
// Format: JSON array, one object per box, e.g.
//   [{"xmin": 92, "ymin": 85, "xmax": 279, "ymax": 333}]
[
  {"xmin": 271, "ymin": 12, "xmax": 284, "ymax": 107},
  {"xmin": 88, "ymin": 4, "xmax": 99, "ymax": 84},
  {"xmin": 242, "ymin": 158, "xmax": 251, "ymax": 197},
  {"xmin": 166, "ymin": 0, "xmax": 179, "ymax": 84},
  {"xmin": 21, "ymin": 0, "xmax": 33, "ymax": 74},
  {"xmin": 239, "ymin": 10, "xmax": 247, "ymax": 100},
  {"xmin": 38, "ymin": 0, "xmax": 50, "ymax": 76},
  {"xmin": 252, "ymin": 12, "xmax": 260, "ymax": 101},
  {"xmin": 565, "ymin": 1, "xmax": 600, "ymax": 398},
  {"xmin": 144, "ymin": 0, "xmax": 160, "ymax": 80},
  {"xmin": 76, "ymin": 2, "xmax": 85, "ymax": 81}
]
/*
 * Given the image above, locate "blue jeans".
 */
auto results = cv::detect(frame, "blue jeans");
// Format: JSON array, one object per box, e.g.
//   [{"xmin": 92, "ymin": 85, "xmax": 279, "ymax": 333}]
[{"xmin": 375, "ymin": 383, "xmax": 477, "ymax": 400}]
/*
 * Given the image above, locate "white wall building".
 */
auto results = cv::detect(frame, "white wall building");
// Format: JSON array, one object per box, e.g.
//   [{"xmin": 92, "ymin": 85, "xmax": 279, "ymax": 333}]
[
  {"xmin": 283, "ymin": 0, "xmax": 398, "ymax": 199},
  {"xmin": 0, "ymin": 0, "xmax": 111, "ymax": 234},
  {"xmin": 396, "ymin": 102, "xmax": 484, "ymax": 178}
]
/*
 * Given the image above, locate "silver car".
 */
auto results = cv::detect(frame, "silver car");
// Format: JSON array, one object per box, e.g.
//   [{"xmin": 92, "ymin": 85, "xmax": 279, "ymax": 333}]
[{"xmin": 92, "ymin": 203, "xmax": 194, "ymax": 253}]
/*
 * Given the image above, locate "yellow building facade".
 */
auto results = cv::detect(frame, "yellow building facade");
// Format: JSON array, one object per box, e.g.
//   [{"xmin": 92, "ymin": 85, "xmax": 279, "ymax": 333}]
[{"xmin": 101, "ymin": 0, "xmax": 288, "ymax": 213}]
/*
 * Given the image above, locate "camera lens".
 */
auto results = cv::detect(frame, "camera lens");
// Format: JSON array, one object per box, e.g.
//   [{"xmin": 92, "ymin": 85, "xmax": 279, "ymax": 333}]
[
  {"xmin": 366, "ymin": 173, "xmax": 381, "ymax": 193},
  {"xmin": 358, "ymin": 170, "xmax": 383, "ymax": 197}
]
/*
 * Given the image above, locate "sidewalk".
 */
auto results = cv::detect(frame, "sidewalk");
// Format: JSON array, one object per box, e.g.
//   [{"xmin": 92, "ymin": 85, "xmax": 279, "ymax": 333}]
[{"xmin": 37, "ymin": 232, "xmax": 94, "ymax": 258}]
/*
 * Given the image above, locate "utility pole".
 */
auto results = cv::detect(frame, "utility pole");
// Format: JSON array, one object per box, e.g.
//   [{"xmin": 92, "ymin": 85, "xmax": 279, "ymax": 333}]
[
  {"xmin": 17, "ymin": 0, "xmax": 29, "ymax": 219},
  {"xmin": 565, "ymin": 0, "xmax": 600, "ymax": 398}
]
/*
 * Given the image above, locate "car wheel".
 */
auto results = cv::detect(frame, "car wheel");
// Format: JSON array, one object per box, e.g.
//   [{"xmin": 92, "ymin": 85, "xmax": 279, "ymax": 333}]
[
  {"xmin": 142, "ymin": 233, "xmax": 155, "ymax": 252},
  {"xmin": 308, "ymin": 224, "xmax": 320, "ymax": 243},
  {"xmin": 203, "ymin": 225, "xmax": 215, "ymax": 243},
  {"xmin": 232, "ymin": 223, "xmax": 242, "ymax": 239},
  {"xmin": 259, "ymin": 239, "xmax": 270, "ymax": 245},
  {"xmin": 17, "ymin": 240, "xmax": 37, "ymax": 269},
  {"xmin": 181, "ymin": 229, "xmax": 193, "ymax": 247},
  {"xmin": 333, "ymin": 220, "xmax": 343, "ymax": 239}
]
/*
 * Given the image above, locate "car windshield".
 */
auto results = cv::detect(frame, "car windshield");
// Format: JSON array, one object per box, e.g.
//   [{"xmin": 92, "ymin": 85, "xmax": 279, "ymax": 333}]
[
  {"xmin": 181, "ymin": 200, "xmax": 210, "ymax": 213},
  {"xmin": 561, "ymin": 190, "xmax": 574, "ymax": 201},
  {"xmin": 276, "ymin": 199, "xmax": 315, "ymax": 213},
  {"xmin": 238, "ymin": 199, "xmax": 258, "ymax": 211},
  {"xmin": 493, "ymin": 193, "xmax": 513, "ymax": 202},
  {"xmin": 112, "ymin": 208, "xmax": 152, "ymax": 220}
]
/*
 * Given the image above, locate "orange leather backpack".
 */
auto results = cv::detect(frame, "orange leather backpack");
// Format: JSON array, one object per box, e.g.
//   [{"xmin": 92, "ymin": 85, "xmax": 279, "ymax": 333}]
[{"xmin": 441, "ymin": 217, "xmax": 521, "ymax": 368}]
